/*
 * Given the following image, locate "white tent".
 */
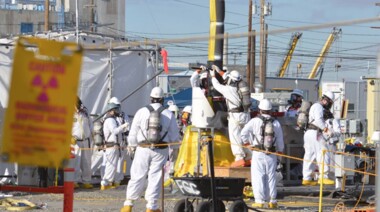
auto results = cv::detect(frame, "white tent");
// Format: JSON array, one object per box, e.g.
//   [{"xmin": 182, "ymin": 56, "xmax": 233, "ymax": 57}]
[
  {"xmin": 0, "ymin": 33, "xmax": 159, "ymax": 119},
  {"xmin": 0, "ymin": 33, "xmax": 159, "ymax": 184}
]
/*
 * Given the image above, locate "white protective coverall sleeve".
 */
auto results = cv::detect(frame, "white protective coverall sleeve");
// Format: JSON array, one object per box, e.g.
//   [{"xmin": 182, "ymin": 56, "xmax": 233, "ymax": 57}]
[
  {"xmin": 308, "ymin": 103, "xmax": 326, "ymax": 130},
  {"xmin": 190, "ymin": 71, "xmax": 200, "ymax": 87},
  {"xmin": 103, "ymin": 117, "xmax": 125, "ymax": 143},
  {"xmin": 211, "ymin": 77, "xmax": 241, "ymax": 109}
]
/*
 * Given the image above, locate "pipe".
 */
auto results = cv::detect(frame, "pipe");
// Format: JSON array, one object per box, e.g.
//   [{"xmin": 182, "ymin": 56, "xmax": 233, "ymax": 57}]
[
  {"xmin": 376, "ymin": 141, "xmax": 380, "ymax": 212},
  {"xmin": 318, "ymin": 149, "xmax": 326, "ymax": 212}
]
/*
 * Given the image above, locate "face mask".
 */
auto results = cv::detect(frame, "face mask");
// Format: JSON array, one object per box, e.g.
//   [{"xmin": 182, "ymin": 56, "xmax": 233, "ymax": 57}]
[{"xmin": 323, "ymin": 98, "xmax": 333, "ymax": 110}]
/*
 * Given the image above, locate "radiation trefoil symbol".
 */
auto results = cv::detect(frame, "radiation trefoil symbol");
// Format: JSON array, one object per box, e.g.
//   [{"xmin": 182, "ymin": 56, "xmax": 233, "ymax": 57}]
[{"xmin": 31, "ymin": 74, "xmax": 59, "ymax": 103}]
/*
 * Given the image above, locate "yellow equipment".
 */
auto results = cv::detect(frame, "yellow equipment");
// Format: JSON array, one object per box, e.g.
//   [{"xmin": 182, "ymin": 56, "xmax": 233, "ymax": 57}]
[
  {"xmin": 174, "ymin": 126, "xmax": 234, "ymax": 178},
  {"xmin": 308, "ymin": 28, "xmax": 341, "ymax": 79},
  {"xmin": 277, "ymin": 32, "xmax": 302, "ymax": 77}
]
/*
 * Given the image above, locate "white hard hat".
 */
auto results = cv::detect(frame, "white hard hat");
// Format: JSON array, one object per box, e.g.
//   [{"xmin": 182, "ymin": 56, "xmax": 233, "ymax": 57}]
[
  {"xmin": 291, "ymin": 89, "xmax": 304, "ymax": 98},
  {"xmin": 168, "ymin": 104, "xmax": 179, "ymax": 112},
  {"xmin": 322, "ymin": 91, "xmax": 334, "ymax": 101},
  {"xmin": 167, "ymin": 100, "xmax": 174, "ymax": 106},
  {"xmin": 258, "ymin": 99, "xmax": 272, "ymax": 110},
  {"xmin": 106, "ymin": 103, "xmax": 120, "ymax": 112},
  {"xmin": 109, "ymin": 97, "xmax": 121, "ymax": 105},
  {"xmin": 150, "ymin": 87, "xmax": 164, "ymax": 98},
  {"xmin": 183, "ymin": 105, "xmax": 192, "ymax": 113},
  {"xmin": 229, "ymin": 70, "xmax": 241, "ymax": 82}
]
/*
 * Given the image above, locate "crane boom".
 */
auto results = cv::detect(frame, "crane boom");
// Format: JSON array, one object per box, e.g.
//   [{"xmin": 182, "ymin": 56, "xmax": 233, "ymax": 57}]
[
  {"xmin": 277, "ymin": 32, "xmax": 302, "ymax": 77},
  {"xmin": 308, "ymin": 28, "xmax": 341, "ymax": 79}
]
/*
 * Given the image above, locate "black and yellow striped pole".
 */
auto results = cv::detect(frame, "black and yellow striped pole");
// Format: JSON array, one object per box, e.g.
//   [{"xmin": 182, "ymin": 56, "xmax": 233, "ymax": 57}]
[
  {"xmin": 208, "ymin": 0, "xmax": 225, "ymax": 69},
  {"xmin": 208, "ymin": 0, "xmax": 227, "ymax": 112}
]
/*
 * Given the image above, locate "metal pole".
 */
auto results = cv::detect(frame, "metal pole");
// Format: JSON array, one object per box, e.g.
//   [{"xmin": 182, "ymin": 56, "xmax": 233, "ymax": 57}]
[
  {"xmin": 259, "ymin": 0, "xmax": 265, "ymax": 92},
  {"xmin": 109, "ymin": 48, "xmax": 114, "ymax": 99},
  {"xmin": 264, "ymin": 23, "xmax": 268, "ymax": 80},
  {"xmin": 75, "ymin": 0, "xmax": 79, "ymax": 44},
  {"xmin": 156, "ymin": 44, "xmax": 160, "ymax": 86},
  {"xmin": 250, "ymin": 32, "xmax": 256, "ymax": 91},
  {"xmin": 161, "ymin": 168, "xmax": 165, "ymax": 212},
  {"xmin": 318, "ymin": 150, "xmax": 326, "ymax": 212},
  {"xmin": 90, "ymin": 0, "xmax": 95, "ymax": 32},
  {"xmin": 247, "ymin": 0, "xmax": 252, "ymax": 90},
  {"xmin": 44, "ymin": 0, "xmax": 49, "ymax": 31},
  {"xmin": 207, "ymin": 128, "xmax": 218, "ymax": 211},
  {"xmin": 376, "ymin": 141, "xmax": 380, "ymax": 212},
  {"xmin": 93, "ymin": 69, "xmax": 165, "ymax": 122},
  {"xmin": 223, "ymin": 32, "xmax": 228, "ymax": 66}
]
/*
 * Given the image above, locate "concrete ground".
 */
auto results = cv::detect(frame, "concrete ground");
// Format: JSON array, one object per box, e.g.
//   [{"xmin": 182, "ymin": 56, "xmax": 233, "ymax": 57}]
[{"xmin": 0, "ymin": 183, "xmax": 375, "ymax": 211}]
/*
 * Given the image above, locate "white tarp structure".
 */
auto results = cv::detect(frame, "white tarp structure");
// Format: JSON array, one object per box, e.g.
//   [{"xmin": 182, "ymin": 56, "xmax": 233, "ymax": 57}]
[
  {"xmin": 0, "ymin": 33, "xmax": 159, "ymax": 184},
  {"xmin": 0, "ymin": 33, "xmax": 158, "ymax": 119},
  {"xmin": 79, "ymin": 49, "xmax": 156, "ymax": 117}
]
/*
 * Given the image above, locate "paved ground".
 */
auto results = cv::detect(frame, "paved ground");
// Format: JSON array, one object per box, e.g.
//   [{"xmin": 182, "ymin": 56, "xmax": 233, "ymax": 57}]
[{"xmin": 0, "ymin": 183, "xmax": 375, "ymax": 211}]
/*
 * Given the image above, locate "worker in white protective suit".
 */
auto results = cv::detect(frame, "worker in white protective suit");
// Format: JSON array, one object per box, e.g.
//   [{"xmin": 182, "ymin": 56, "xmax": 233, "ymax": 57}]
[
  {"xmin": 121, "ymin": 87, "xmax": 180, "ymax": 212},
  {"xmin": 322, "ymin": 109, "xmax": 341, "ymax": 179},
  {"xmin": 72, "ymin": 97, "xmax": 94, "ymax": 189},
  {"xmin": 210, "ymin": 66, "xmax": 251, "ymax": 167},
  {"xmin": 109, "ymin": 97, "xmax": 130, "ymax": 187},
  {"xmin": 101, "ymin": 102, "xmax": 129, "ymax": 190},
  {"xmin": 167, "ymin": 102, "xmax": 180, "ymax": 127},
  {"xmin": 241, "ymin": 99, "xmax": 284, "ymax": 209},
  {"xmin": 180, "ymin": 105, "xmax": 192, "ymax": 135},
  {"xmin": 166, "ymin": 103, "xmax": 181, "ymax": 178},
  {"xmin": 91, "ymin": 97, "xmax": 130, "ymax": 185},
  {"xmin": 285, "ymin": 89, "xmax": 303, "ymax": 117},
  {"xmin": 302, "ymin": 91, "xmax": 335, "ymax": 186},
  {"xmin": 189, "ymin": 67, "xmax": 202, "ymax": 87}
]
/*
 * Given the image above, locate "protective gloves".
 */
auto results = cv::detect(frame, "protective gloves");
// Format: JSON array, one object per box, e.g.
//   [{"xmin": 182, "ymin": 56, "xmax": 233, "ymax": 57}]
[
  {"xmin": 209, "ymin": 70, "xmax": 215, "ymax": 77},
  {"xmin": 121, "ymin": 122, "xmax": 129, "ymax": 132},
  {"xmin": 200, "ymin": 65, "xmax": 207, "ymax": 71},
  {"xmin": 211, "ymin": 65, "xmax": 221, "ymax": 73},
  {"xmin": 71, "ymin": 137, "xmax": 77, "ymax": 145}
]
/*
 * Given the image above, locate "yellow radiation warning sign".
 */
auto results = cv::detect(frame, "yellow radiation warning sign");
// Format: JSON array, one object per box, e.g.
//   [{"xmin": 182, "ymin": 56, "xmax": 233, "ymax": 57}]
[{"xmin": 1, "ymin": 37, "xmax": 83, "ymax": 167}]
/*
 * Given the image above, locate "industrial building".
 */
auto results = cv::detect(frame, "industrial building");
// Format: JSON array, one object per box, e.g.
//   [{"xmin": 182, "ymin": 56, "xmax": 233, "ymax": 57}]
[{"xmin": 0, "ymin": 0, "xmax": 125, "ymax": 36}]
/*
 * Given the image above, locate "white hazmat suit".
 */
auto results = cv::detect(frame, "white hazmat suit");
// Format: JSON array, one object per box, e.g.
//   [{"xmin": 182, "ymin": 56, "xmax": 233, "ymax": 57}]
[
  {"xmin": 302, "ymin": 102, "xmax": 330, "ymax": 181},
  {"xmin": 72, "ymin": 108, "xmax": 93, "ymax": 186},
  {"xmin": 211, "ymin": 77, "xmax": 251, "ymax": 162},
  {"xmin": 101, "ymin": 115, "xmax": 128, "ymax": 187},
  {"xmin": 124, "ymin": 102, "xmax": 180, "ymax": 211},
  {"xmin": 241, "ymin": 113, "xmax": 284, "ymax": 205}
]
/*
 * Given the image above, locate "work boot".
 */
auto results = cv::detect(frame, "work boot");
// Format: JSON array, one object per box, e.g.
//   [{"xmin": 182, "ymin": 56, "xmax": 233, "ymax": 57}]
[
  {"xmin": 251, "ymin": 203, "xmax": 264, "ymax": 208},
  {"xmin": 269, "ymin": 202, "xmax": 278, "ymax": 208},
  {"xmin": 74, "ymin": 183, "xmax": 80, "ymax": 189},
  {"xmin": 318, "ymin": 178, "xmax": 335, "ymax": 185},
  {"xmin": 82, "ymin": 183, "xmax": 93, "ymax": 189},
  {"xmin": 100, "ymin": 184, "xmax": 114, "ymax": 190},
  {"xmin": 302, "ymin": 179, "xmax": 317, "ymax": 186},
  {"xmin": 146, "ymin": 209, "xmax": 161, "ymax": 212},
  {"xmin": 113, "ymin": 182, "xmax": 121, "ymax": 188},
  {"xmin": 120, "ymin": 205, "xmax": 132, "ymax": 212}
]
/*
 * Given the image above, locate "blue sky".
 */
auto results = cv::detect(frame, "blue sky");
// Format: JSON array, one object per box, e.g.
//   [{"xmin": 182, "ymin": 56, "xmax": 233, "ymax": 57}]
[{"xmin": 125, "ymin": 0, "xmax": 380, "ymax": 81}]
